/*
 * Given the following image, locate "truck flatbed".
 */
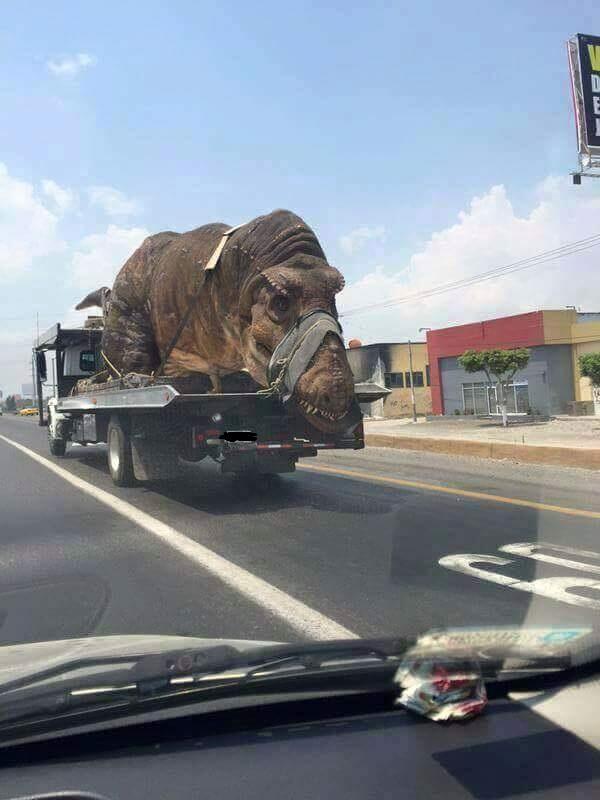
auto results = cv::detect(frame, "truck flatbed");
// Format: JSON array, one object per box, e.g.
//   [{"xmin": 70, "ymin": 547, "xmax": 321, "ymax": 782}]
[
  {"xmin": 55, "ymin": 385, "xmax": 265, "ymax": 414},
  {"xmin": 34, "ymin": 321, "xmax": 382, "ymax": 488}
]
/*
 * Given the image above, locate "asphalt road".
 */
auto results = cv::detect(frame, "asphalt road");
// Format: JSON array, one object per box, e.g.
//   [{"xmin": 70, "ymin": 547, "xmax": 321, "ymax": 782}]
[{"xmin": 1, "ymin": 413, "xmax": 600, "ymax": 647}]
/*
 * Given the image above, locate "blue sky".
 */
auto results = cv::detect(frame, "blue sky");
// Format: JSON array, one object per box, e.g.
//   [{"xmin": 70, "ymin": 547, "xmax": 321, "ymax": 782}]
[{"xmin": 1, "ymin": 2, "xmax": 599, "ymax": 393}]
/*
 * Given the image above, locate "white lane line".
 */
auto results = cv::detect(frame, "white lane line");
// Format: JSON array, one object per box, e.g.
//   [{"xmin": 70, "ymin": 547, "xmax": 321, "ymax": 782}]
[{"xmin": 0, "ymin": 434, "xmax": 357, "ymax": 641}]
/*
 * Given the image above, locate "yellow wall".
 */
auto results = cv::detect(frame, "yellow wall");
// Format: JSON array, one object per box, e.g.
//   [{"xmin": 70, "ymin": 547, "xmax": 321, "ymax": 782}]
[
  {"xmin": 384, "ymin": 342, "xmax": 428, "ymax": 373},
  {"xmin": 571, "ymin": 322, "xmax": 600, "ymax": 401},
  {"xmin": 384, "ymin": 387, "xmax": 432, "ymax": 417},
  {"xmin": 381, "ymin": 343, "xmax": 431, "ymax": 418},
  {"xmin": 541, "ymin": 310, "xmax": 577, "ymax": 344},
  {"xmin": 542, "ymin": 311, "xmax": 600, "ymax": 402}
]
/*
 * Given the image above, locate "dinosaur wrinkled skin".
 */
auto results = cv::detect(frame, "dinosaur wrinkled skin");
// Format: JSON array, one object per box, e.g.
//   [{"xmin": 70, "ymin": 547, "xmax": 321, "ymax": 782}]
[{"xmin": 79, "ymin": 210, "xmax": 356, "ymax": 432}]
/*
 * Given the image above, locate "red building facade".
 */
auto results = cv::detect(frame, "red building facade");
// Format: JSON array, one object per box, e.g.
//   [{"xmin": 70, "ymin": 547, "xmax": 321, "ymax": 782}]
[{"xmin": 426, "ymin": 312, "xmax": 545, "ymax": 415}]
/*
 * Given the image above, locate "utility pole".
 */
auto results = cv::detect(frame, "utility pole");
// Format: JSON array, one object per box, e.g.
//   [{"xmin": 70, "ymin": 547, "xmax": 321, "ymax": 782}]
[
  {"xmin": 30, "ymin": 313, "xmax": 40, "ymax": 409},
  {"xmin": 31, "ymin": 350, "xmax": 36, "ymax": 406},
  {"xmin": 408, "ymin": 339, "xmax": 417, "ymax": 423}
]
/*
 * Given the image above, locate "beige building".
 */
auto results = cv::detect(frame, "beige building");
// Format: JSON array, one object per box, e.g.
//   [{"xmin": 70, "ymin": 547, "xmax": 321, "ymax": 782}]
[
  {"xmin": 346, "ymin": 341, "xmax": 432, "ymax": 418},
  {"xmin": 542, "ymin": 310, "xmax": 600, "ymax": 408}
]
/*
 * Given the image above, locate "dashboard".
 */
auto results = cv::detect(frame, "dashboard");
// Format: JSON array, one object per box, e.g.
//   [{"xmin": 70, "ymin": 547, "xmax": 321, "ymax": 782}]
[{"xmin": 1, "ymin": 686, "xmax": 600, "ymax": 800}]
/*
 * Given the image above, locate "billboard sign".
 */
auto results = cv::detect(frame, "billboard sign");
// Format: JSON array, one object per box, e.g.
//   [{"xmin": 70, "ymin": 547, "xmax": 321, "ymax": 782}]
[{"xmin": 568, "ymin": 33, "xmax": 600, "ymax": 167}]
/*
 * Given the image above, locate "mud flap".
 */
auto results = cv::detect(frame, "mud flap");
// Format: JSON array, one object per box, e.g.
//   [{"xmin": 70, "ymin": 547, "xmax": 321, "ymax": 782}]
[{"xmin": 131, "ymin": 437, "xmax": 183, "ymax": 481}]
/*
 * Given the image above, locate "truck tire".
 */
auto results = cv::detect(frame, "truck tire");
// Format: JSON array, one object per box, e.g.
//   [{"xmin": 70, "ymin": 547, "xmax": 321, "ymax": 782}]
[
  {"xmin": 47, "ymin": 408, "xmax": 67, "ymax": 457},
  {"xmin": 48, "ymin": 429, "xmax": 67, "ymax": 457},
  {"xmin": 107, "ymin": 417, "xmax": 135, "ymax": 486}
]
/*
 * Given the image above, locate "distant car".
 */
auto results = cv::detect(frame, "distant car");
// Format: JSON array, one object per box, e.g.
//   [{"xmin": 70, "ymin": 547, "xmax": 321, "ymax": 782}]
[{"xmin": 18, "ymin": 407, "xmax": 38, "ymax": 416}]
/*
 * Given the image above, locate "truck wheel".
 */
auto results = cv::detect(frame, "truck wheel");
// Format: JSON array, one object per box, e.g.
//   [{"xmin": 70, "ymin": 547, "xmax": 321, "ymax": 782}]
[
  {"xmin": 48, "ymin": 429, "xmax": 67, "ymax": 457},
  {"xmin": 107, "ymin": 417, "xmax": 135, "ymax": 486}
]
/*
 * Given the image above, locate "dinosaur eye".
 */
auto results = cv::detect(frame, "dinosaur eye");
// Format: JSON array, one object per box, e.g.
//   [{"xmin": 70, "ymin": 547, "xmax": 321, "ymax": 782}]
[{"xmin": 269, "ymin": 293, "xmax": 290, "ymax": 319}]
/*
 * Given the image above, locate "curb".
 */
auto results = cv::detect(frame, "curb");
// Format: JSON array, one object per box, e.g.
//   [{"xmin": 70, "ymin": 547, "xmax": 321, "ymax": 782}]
[{"xmin": 364, "ymin": 434, "xmax": 600, "ymax": 470}]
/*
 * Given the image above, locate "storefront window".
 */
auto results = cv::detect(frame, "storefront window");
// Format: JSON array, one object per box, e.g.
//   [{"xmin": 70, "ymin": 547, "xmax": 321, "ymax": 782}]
[
  {"xmin": 463, "ymin": 385, "xmax": 475, "ymax": 413},
  {"xmin": 473, "ymin": 382, "xmax": 488, "ymax": 415},
  {"xmin": 515, "ymin": 383, "xmax": 530, "ymax": 413},
  {"xmin": 462, "ymin": 381, "xmax": 529, "ymax": 415}
]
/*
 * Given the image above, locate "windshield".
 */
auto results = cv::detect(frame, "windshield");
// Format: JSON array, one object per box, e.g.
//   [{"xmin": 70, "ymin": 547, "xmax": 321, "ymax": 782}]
[{"xmin": 1, "ymin": 2, "xmax": 600, "ymax": 736}]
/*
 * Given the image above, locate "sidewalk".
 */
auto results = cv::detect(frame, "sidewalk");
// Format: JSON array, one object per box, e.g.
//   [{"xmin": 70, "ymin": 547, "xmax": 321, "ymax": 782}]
[{"xmin": 364, "ymin": 415, "xmax": 600, "ymax": 469}]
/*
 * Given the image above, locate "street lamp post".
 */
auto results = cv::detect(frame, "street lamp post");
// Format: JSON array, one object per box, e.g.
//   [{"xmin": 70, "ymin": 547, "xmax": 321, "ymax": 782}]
[
  {"xmin": 417, "ymin": 328, "xmax": 432, "ymax": 421},
  {"xmin": 408, "ymin": 339, "xmax": 417, "ymax": 423},
  {"xmin": 31, "ymin": 351, "xmax": 36, "ymax": 406}
]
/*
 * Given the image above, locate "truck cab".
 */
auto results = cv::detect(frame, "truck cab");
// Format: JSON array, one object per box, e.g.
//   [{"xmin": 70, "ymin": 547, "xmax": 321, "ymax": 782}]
[{"xmin": 35, "ymin": 322, "xmax": 103, "ymax": 414}]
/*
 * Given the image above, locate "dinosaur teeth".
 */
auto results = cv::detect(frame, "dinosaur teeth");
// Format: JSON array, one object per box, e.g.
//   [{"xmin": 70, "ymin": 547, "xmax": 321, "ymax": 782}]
[{"xmin": 296, "ymin": 397, "xmax": 345, "ymax": 422}]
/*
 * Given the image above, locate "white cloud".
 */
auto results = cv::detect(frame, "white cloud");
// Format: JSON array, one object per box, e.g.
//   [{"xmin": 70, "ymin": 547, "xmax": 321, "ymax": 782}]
[
  {"xmin": 41, "ymin": 179, "xmax": 76, "ymax": 214},
  {"xmin": 338, "ymin": 177, "xmax": 600, "ymax": 343},
  {"xmin": 70, "ymin": 224, "xmax": 150, "ymax": 294},
  {"xmin": 0, "ymin": 163, "xmax": 66, "ymax": 281},
  {"xmin": 87, "ymin": 185, "xmax": 140, "ymax": 217},
  {"xmin": 46, "ymin": 52, "xmax": 97, "ymax": 77},
  {"xmin": 339, "ymin": 225, "xmax": 386, "ymax": 256}
]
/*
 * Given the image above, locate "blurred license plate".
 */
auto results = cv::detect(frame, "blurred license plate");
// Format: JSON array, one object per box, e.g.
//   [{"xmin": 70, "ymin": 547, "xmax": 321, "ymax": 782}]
[{"xmin": 222, "ymin": 431, "xmax": 257, "ymax": 451}]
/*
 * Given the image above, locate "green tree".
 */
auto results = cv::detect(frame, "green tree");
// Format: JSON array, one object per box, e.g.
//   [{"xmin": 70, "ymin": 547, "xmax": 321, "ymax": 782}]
[
  {"xmin": 4, "ymin": 395, "xmax": 16, "ymax": 412},
  {"xmin": 458, "ymin": 348, "xmax": 531, "ymax": 427},
  {"xmin": 579, "ymin": 353, "xmax": 600, "ymax": 414},
  {"xmin": 578, "ymin": 353, "xmax": 600, "ymax": 387}
]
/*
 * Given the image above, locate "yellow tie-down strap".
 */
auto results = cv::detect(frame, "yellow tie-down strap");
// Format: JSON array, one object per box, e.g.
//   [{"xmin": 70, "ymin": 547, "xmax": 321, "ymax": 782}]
[{"xmin": 204, "ymin": 222, "xmax": 246, "ymax": 272}]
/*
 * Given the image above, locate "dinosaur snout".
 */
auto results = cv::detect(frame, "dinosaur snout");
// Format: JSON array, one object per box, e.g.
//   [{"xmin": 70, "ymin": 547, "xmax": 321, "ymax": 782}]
[{"xmin": 294, "ymin": 334, "xmax": 355, "ymax": 431}]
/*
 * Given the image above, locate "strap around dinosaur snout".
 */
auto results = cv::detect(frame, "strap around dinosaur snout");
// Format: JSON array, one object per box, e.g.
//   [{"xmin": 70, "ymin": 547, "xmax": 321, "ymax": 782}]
[{"xmin": 267, "ymin": 310, "xmax": 343, "ymax": 401}]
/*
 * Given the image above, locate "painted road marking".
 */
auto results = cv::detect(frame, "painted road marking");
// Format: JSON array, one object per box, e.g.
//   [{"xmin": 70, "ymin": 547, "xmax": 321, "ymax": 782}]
[
  {"xmin": 299, "ymin": 462, "xmax": 600, "ymax": 520},
  {"xmin": 500, "ymin": 542, "xmax": 600, "ymax": 575},
  {"xmin": 0, "ymin": 434, "xmax": 357, "ymax": 641},
  {"xmin": 439, "ymin": 543, "xmax": 600, "ymax": 611}
]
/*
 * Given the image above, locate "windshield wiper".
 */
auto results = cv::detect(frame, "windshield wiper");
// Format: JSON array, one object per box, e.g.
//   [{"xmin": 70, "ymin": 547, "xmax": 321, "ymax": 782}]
[
  {"xmin": 0, "ymin": 639, "xmax": 413, "ymax": 727},
  {"xmin": 0, "ymin": 643, "xmax": 242, "ymax": 698}
]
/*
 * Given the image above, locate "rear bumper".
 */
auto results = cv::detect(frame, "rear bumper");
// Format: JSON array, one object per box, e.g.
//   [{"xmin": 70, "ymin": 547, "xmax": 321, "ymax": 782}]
[{"xmin": 219, "ymin": 419, "xmax": 364, "ymax": 465}]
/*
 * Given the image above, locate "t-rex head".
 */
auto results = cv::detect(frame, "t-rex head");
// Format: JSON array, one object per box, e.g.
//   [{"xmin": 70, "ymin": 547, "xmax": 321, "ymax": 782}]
[{"xmin": 234, "ymin": 211, "xmax": 355, "ymax": 433}]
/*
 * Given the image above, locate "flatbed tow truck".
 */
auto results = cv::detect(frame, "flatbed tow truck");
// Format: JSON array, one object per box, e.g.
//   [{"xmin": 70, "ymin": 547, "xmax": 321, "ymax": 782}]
[{"xmin": 34, "ymin": 321, "xmax": 384, "ymax": 487}]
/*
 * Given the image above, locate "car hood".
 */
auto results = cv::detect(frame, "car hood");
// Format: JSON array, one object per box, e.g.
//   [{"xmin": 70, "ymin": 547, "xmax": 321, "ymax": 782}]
[{"xmin": 0, "ymin": 634, "xmax": 278, "ymax": 687}]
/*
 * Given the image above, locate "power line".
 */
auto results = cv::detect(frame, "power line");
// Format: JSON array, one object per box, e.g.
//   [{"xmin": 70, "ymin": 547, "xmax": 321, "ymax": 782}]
[
  {"xmin": 4, "ymin": 231, "xmax": 600, "ymax": 324},
  {"xmin": 339, "ymin": 232, "xmax": 600, "ymax": 318}
]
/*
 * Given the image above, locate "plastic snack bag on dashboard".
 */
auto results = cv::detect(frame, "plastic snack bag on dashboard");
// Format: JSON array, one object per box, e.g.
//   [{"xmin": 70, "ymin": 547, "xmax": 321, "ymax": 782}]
[{"xmin": 393, "ymin": 656, "xmax": 487, "ymax": 722}]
